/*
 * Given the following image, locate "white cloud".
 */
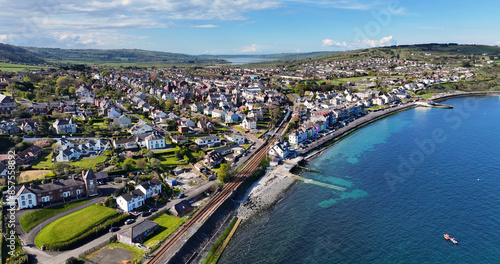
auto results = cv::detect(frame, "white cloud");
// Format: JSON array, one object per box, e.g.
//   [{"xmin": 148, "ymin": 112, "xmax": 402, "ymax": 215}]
[
  {"xmin": 240, "ymin": 44, "xmax": 259, "ymax": 53},
  {"xmin": 193, "ymin": 24, "xmax": 219, "ymax": 28},
  {"xmin": 0, "ymin": 35, "xmax": 7, "ymax": 41},
  {"xmin": 322, "ymin": 39, "xmax": 348, "ymax": 47},
  {"xmin": 496, "ymin": 41, "xmax": 500, "ymax": 45},
  {"xmin": 0, "ymin": 0, "xmax": 282, "ymax": 48},
  {"xmin": 358, "ymin": 35, "xmax": 396, "ymax": 47}
]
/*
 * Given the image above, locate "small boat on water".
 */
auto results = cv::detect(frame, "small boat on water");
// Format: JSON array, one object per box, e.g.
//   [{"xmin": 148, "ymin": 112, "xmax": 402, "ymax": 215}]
[
  {"xmin": 444, "ymin": 234, "xmax": 450, "ymax": 240},
  {"xmin": 450, "ymin": 238, "xmax": 459, "ymax": 245}
]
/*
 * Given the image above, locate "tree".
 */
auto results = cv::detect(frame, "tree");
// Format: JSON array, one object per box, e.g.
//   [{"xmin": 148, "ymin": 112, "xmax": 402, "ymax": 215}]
[
  {"xmin": 56, "ymin": 76, "xmax": 75, "ymax": 89},
  {"xmin": 217, "ymin": 163, "xmax": 230, "ymax": 183},
  {"xmin": 150, "ymin": 158, "xmax": 162, "ymax": 170},
  {"xmin": 103, "ymin": 197, "xmax": 117, "ymax": 208},
  {"xmin": 165, "ymin": 97, "xmax": 176, "ymax": 110},
  {"xmin": 136, "ymin": 158, "xmax": 147, "ymax": 169},
  {"xmin": 53, "ymin": 162, "xmax": 69, "ymax": 175}
]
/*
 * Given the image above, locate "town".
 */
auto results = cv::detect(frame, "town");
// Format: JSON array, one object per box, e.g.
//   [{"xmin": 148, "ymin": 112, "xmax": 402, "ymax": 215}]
[{"xmin": 0, "ymin": 47, "xmax": 494, "ymax": 264}]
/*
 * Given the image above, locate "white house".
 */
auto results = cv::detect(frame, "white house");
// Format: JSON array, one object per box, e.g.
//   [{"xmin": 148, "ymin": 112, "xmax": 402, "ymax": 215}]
[
  {"xmin": 14, "ymin": 185, "xmax": 37, "ymax": 209},
  {"xmin": 116, "ymin": 179, "xmax": 162, "ymax": 212},
  {"xmin": 289, "ymin": 128, "xmax": 307, "ymax": 145},
  {"xmin": 129, "ymin": 120, "xmax": 154, "ymax": 135},
  {"xmin": 107, "ymin": 108, "xmax": 121, "ymax": 119},
  {"xmin": 241, "ymin": 117, "xmax": 257, "ymax": 130},
  {"xmin": 268, "ymin": 140, "xmax": 290, "ymax": 160},
  {"xmin": 113, "ymin": 114, "xmax": 132, "ymax": 128},
  {"xmin": 195, "ymin": 135, "xmax": 221, "ymax": 147},
  {"xmin": 144, "ymin": 133, "xmax": 167, "ymax": 150},
  {"xmin": 113, "ymin": 138, "xmax": 138, "ymax": 149},
  {"xmin": 53, "ymin": 119, "xmax": 76, "ymax": 134},
  {"xmin": 225, "ymin": 133, "xmax": 245, "ymax": 145}
]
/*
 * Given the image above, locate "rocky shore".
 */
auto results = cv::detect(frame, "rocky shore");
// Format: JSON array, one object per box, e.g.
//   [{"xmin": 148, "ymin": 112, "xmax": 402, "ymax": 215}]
[{"xmin": 237, "ymin": 170, "xmax": 296, "ymax": 220}]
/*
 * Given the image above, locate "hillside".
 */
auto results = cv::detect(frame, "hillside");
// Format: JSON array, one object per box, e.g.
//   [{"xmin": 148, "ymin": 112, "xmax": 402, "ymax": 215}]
[
  {"xmin": 202, "ymin": 51, "xmax": 341, "ymax": 61},
  {"xmin": 27, "ymin": 47, "xmax": 228, "ymax": 65},
  {"xmin": 0, "ymin": 43, "xmax": 46, "ymax": 64}
]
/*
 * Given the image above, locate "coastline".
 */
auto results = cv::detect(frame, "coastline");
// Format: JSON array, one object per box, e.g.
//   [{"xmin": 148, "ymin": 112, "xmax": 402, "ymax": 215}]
[{"xmin": 236, "ymin": 91, "xmax": 500, "ymax": 221}]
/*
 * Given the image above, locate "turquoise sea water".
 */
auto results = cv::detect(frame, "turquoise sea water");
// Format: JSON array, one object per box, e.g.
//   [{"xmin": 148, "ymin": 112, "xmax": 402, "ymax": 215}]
[{"xmin": 219, "ymin": 96, "xmax": 500, "ymax": 264}]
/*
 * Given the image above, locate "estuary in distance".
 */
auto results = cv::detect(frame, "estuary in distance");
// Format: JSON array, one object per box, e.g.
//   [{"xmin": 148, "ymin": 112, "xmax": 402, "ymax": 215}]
[{"xmin": 219, "ymin": 96, "xmax": 500, "ymax": 264}]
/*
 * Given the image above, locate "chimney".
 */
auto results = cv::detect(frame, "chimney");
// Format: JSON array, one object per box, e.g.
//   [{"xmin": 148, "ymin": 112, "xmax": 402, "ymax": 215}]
[
  {"xmin": 51, "ymin": 179, "xmax": 55, "ymax": 184},
  {"xmin": 29, "ymin": 183, "xmax": 33, "ymax": 188}
]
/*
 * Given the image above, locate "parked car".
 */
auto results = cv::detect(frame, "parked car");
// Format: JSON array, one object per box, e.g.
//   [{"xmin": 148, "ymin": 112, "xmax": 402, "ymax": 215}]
[
  {"xmin": 109, "ymin": 227, "xmax": 120, "ymax": 232},
  {"xmin": 142, "ymin": 211, "xmax": 151, "ymax": 217},
  {"xmin": 149, "ymin": 208, "xmax": 158, "ymax": 213},
  {"xmin": 125, "ymin": 219, "xmax": 135, "ymax": 225}
]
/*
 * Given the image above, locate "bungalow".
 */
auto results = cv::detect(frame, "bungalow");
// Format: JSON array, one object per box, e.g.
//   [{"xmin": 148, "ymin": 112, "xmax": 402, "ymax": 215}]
[
  {"xmin": 129, "ymin": 120, "xmax": 153, "ymax": 135},
  {"xmin": 117, "ymin": 220, "xmax": 159, "ymax": 246},
  {"xmin": 195, "ymin": 135, "xmax": 221, "ymax": 147},
  {"xmin": 225, "ymin": 133, "xmax": 245, "ymax": 145},
  {"xmin": 171, "ymin": 200, "xmax": 192, "ymax": 217},
  {"xmin": 113, "ymin": 138, "xmax": 139, "ymax": 149},
  {"xmin": 107, "ymin": 108, "xmax": 121, "ymax": 119},
  {"xmin": 211, "ymin": 109, "xmax": 225, "ymax": 119}
]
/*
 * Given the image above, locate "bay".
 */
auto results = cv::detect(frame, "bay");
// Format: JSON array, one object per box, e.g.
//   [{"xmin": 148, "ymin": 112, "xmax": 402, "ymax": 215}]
[{"xmin": 219, "ymin": 96, "xmax": 500, "ymax": 264}]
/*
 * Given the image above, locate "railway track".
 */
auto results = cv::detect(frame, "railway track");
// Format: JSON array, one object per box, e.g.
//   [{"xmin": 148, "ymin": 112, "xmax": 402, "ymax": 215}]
[{"xmin": 146, "ymin": 118, "xmax": 289, "ymax": 264}]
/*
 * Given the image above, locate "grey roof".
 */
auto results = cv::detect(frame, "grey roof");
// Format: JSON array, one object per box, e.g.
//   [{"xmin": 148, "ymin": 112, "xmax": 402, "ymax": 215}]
[
  {"xmin": 119, "ymin": 220, "xmax": 159, "ymax": 240},
  {"xmin": 15, "ymin": 177, "xmax": 86, "ymax": 196},
  {"xmin": 120, "ymin": 188, "xmax": 146, "ymax": 202}
]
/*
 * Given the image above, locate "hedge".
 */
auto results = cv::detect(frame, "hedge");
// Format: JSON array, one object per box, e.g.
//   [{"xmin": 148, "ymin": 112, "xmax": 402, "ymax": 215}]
[{"xmin": 40, "ymin": 214, "xmax": 129, "ymax": 251}]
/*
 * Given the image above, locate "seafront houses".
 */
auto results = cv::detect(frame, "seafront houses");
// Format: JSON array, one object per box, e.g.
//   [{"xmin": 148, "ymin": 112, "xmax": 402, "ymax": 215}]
[
  {"xmin": 116, "ymin": 179, "xmax": 162, "ymax": 212},
  {"xmin": 289, "ymin": 128, "xmax": 308, "ymax": 145},
  {"xmin": 13, "ymin": 170, "xmax": 98, "ymax": 210},
  {"xmin": 195, "ymin": 135, "xmax": 222, "ymax": 147},
  {"xmin": 53, "ymin": 119, "xmax": 77, "ymax": 134},
  {"xmin": 268, "ymin": 140, "xmax": 290, "ymax": 161}
]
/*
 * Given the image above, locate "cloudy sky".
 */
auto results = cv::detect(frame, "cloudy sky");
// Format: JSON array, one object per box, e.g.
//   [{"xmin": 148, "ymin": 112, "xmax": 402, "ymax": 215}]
[{"xmin": 0, "ymin": 0, "xmax": 499, "ymax": 54}]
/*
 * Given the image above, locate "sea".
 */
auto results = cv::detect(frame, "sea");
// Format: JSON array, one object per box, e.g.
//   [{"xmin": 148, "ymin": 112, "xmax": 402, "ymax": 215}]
[{"xmin": 219, "ymin": 96, "xmax": 500, "ymax": 264}]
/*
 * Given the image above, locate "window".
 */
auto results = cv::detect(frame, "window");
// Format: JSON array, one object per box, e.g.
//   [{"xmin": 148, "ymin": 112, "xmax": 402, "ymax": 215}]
[
  {"xmin": 22, "ymin": 201, "xmax": 26, "ymax": 206},
  {"xmin": 21, "ymin": 196, "xmax": 26, "ymax": 200},
  {"xmin": 28, "ymin": 200, "xmax": 32, "ymax": 205}
]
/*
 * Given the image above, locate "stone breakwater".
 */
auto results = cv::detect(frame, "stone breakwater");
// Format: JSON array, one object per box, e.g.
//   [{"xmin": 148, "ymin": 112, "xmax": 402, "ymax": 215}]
[{"xmin": 237, "ymin": 172, "xmax": 296, "ymax": 220}]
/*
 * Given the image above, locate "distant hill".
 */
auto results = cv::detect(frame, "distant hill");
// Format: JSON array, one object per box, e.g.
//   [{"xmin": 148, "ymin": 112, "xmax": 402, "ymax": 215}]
[
  {"xmin": 27, "ymin": 47, "xmax": 228, "ymax": 65},
  {"xmin": 0, "ymin": 43, "xmax": 46, "ymax": 64},
  {"xmin": 0, "ymin": 43, "xmax": 227, "ymax": 66}
]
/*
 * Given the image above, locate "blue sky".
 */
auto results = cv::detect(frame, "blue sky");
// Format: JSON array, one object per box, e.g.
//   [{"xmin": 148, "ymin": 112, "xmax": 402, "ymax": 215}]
[{"xmin": 0, "ymin": 0, "xmax": 499, "ymax": 55}]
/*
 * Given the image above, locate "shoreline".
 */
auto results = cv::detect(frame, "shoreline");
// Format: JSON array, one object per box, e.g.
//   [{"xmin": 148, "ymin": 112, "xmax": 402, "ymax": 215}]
[{"xmin": 236, "ymin": 91, "xmax": 500, "ymax": 221}]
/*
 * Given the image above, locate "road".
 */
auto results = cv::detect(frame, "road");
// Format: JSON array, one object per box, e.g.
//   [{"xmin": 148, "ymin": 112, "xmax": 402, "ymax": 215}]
[{"xmin": 17, "ymin": 179, "xmax": 216, "ymax": 264}]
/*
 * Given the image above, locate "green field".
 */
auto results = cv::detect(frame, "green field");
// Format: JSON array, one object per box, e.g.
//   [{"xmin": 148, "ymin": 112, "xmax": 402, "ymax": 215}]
[
  {"xmin": 69, "ymin": 155, "xmax": 108, "ymax": 168},
  {"xmin": 32, "ymin": 152, "xmax": 53, "ymax": 170},
  {"xmin": 20, "ymin": 199, "xmax": 90, "ymax": 232},
  {"xmin": 144, "ymin": 214, "xmax": 187, "ymax": 247},
  {"xmin": 0, "ymin": 62, "xmax": 54, "ymax": 72},
  {"xmin": 35, "ymin": 205, "xmax": 118, "ymax": 247}
]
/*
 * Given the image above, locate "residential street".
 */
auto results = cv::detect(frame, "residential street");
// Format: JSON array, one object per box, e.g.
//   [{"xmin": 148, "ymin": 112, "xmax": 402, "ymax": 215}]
[{"xmin": 17, "ymin": 180, "xmax": 216, "ymax": 264}]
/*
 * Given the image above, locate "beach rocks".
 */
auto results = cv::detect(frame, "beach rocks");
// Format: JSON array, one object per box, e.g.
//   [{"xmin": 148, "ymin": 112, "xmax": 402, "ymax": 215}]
[{"xmin": 237, "ymin": 173, "xmax": 295, "ymax": 219}]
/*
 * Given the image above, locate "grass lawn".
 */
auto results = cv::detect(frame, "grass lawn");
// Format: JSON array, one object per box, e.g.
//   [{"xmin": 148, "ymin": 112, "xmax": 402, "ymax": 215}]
[
  {"xmin": 35, "ymin": 205, "xmax": 117, "ymax": 247},
  {"xmin": 32, "ymin": 152, "xmax": 53, "ymax": 169},
  {"xmin": 233, "ymin": 126, "xmax": 245, "ymax": 132},
  {"xmin": 144, "ymin": 214, "xmax": 187, "ymax": 248},
  {"xmin": 69, "ymin": 155, "xmax": 108, "ymax": 168},
  {"xmin": 21, "ymin": 199, "xmax": 90, "ymax": 232},
  {"xmin": 18, "ymin": 170, "xmax": 52, "ymax": 183},
  {"xmin": 159, "ymin": 155, "xmax": 187, "ymax": 167},
  {"xmin": 242, "ymin": 144, "xmax": 251, "ymax": 150},
  {"xmin": 91, "ymin": 120, "xmax": 109, "ymax": 128}
]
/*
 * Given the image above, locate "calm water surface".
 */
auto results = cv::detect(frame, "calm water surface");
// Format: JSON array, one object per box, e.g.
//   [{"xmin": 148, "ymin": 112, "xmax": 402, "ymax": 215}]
[{"xmin": 219, "ymin": 96, "xmax": 500, "ymax": 264}]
